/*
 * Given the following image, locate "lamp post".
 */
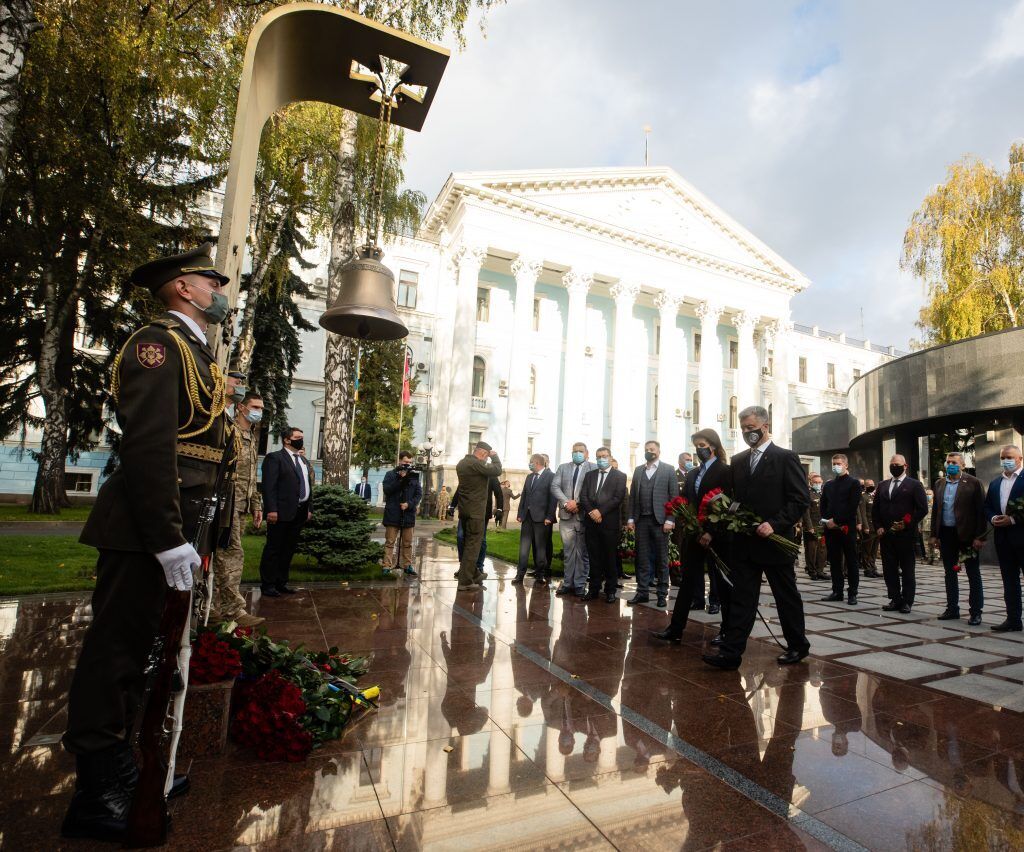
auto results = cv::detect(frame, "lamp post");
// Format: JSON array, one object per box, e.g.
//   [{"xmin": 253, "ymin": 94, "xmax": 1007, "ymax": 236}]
[{"xmin": 417, "ymin": 432, "xmax": 444, "ymax": 518}]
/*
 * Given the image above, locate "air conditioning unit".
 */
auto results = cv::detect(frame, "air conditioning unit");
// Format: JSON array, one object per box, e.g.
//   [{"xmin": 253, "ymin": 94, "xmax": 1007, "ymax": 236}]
[
  {"xmin": 416, "ymin": 362, "xmax": 427, "ymax": 371},
  {"xmin": 716, "ymin": 413, "xmax": 725, "ymax": 422},
  {"xmin": 674, "ymin": 408, "xmax": 683, "ymax": 418},
  {"xmin": 498, "ymin": 380, "xmax": 508, "ymax": 397},
  {"xmin": 761, "ymin": 367, "xmax": 771, "ymax": 375},
  {"xmin": 584, "ymin": 345, "xmax": 594, "ymax": 356},
  {"xmin": 682, "ymin": 410, "xmax": 692, "ymax": 419}
]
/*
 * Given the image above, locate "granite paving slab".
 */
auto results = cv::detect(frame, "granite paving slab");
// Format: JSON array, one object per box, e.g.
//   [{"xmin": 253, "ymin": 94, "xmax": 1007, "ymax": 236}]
[
  {"xmin": 835, "ymin": 651, "xmax": 955, "ymax": 681},
  {"xmin": 828, "ymin": 627, "xmax": 922, "ymax": 648},
  {"xmin": 982, "ymin": 661, "xmax": 1024, "ymax": 681},
  {"xmin": 897, "ymin": 644, "xmax": 1008, "ymax": 668},
  {"xmin": 879, "ymin": 622, "xmax": 968, "ymax": 641},
  {"xmin": 921, "ymin": 673, "xmax": 1024, "ymax": 711}
]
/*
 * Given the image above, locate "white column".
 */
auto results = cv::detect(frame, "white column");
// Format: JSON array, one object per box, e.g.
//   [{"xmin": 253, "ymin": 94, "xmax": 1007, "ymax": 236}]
[
  {"xmin": 609, "ymin": 281, "xmax": 639, "ymax": 465},
  {"xmin": 655, "ymin": 291, "xmax": 686, "ymax": 455},
  {"xmin": 696, "ymin": 300, "xmax": 724, "ymax": 431},
  {"xmin": 732, "ymin": 311, "xmax": 759, "ymax": 409},
  {"xmin": 430, "ymin": 255, "xmax": 458, "ymax": 457},
  {"xmin": 559, "ymin": 270, "xmax": 592, "ymax": 459},
  {"xmin": 444, "ymin": 244, "xmax": 487, "ymax": 464},
  {"xmin": 505, "ymin": 257, "xmax": 543, "ymax": 465},
  {"xmin": 768, "ymin": 318, "xmax": 793, "ymax": 446}
]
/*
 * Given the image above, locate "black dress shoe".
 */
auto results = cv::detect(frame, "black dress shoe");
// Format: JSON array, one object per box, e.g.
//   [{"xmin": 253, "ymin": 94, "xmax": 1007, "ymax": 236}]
[
  {"xmin": 168, "ymin": 772, "xmax": 191, "ymax": 799},
  {"xmin": 261, "ymin": 587, "xmax": 281, "ymax": 598},
  {"xmin": 710, "ymin": 633, "xmax": 724, "ymax": 646},
  {"xmin": 882, "ymin": 601, "xmax": 901, "ymax": 611},
  {"xmin": 651, "ymin": 628, "xmax": 682, "ymax": 644},
  {"xmin": 702, "ymin": 653, "xmax": 741, "ymax": 670},
  {"xmin": 555, "ymin": 586, "xmax": 572, "ymax": 596},
  {"xmin": 657, "ymin": 596, "xmax": 668, "ymax": 608},
  {"xmin": 605, "ymin": 593, "xmax": 618, "ymax": 603},
  {"xmin": 847, "ymin": 595, "xmax": 858, "ymax": 605},
  {"xmin": 689, "ymin": 602, "xmax": 704, "ymax": 611},
  {"xmin": 276, "ymin": 584, "xmax": 297, "ymax": 595},
  {"xmin": 626, "ymin": 595, "xmax": 650, "ymax": 606},
  {"xmin": 899, "ymin": 604, "xmax": 912, "ymax": 614},
  {"xmin": 821, "ymin": 592, "xmax": 843, "ymax": 602},
  {"xmin": 991, "ymin": 621, "xmax": 1024, "ymax": 633},
  {"xmin": 778, "ymin": 647, "xmax": 809, "ymax": 665},
  {"xmin": 706, "ymin": 603, "xmax": 720, "ymax": 615},
  {"xmin": 968, "ymin": 614, "xmax": 982, "ymax": 626},
  {"xmin": 581, "ymin": 589, "xmax": 601, "ymax": 601},
  {"xmin": 510, "ymin": 576, "xmax": 524, "ymax": 585},
  {"xmin": 937, "ymin": 610, "xmax": 961, "ymax": 620}
]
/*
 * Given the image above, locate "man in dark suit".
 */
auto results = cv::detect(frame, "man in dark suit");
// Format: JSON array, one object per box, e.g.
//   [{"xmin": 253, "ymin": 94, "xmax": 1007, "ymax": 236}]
[
  {"xmin": 513, "ymin": 453, "xmax": 555, "ymax": 585},
  {"xmin": 654, "ymin": 429, "xmax": 730, "ymax": 643},
  {"xmin": 820, "ymin": 454, "xmax": 863, "ymax": 605},
  {"xmin": 353, "ymin": 476, "xmax": 372, "ymax": 502},
  {"xmin": 579, "ymin": 446, "xmax": 628, "ymax": 602},
  {"xmin": 984, "ymin": 445, "xmax": 1024, "ymax": 632},
  {"xmin": 871, "ymin": 453, "xmax": 929, "ymax": 614},
  {"xmin": 930, "ymin": 452, "xmax": 987, "ymax": 625},
  {"xmin": 259, "ymin": 426, "xmax": 315, "ymax": 597},
  {"xmin": 626, "ymin": 440, "xmax": 679, "ymax": 607},
  {"xmin": 703, "ymin": 406, "xmax": 810, "ymax": 669}
]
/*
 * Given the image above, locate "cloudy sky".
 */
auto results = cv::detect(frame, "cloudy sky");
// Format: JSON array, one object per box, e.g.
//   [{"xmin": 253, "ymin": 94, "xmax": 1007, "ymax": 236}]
[{"xmin": 399, "ymin": 0, "xmax": 1024, "ymax": 350}]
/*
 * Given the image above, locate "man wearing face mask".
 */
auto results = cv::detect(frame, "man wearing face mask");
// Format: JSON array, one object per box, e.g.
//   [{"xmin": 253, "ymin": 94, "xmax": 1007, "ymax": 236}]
[
  {"xmin": 259, "ymin": 426, "xmax": 315, "ymax": 597},
  {"xmin": 799, "ymin": 473, "xmax": 829, "ymax": 582},
  {"xmin": 626, "ymin": 440, "xmax": 679, "ymax": 607},
  {"xmin": 819, "ymin": 454, "xmax": 863, "ymax": 605},
  {"xmin": 703, "ymin": 406, "xmax": 810, "ymax": 670},
  {"xmin": 551, "ymin": 442, "xmax": 597, "ymax": 596},
  {"xmin": 984, "ymin": 445, "xmax": 1024, "ymax": 632},
  {"xmin": 210, "ymin": 391, "xmax": 266, "ymax": 627},
  {"xmin": 64, "ymin": 245, "xmax": 233, "ymax": 841},
  {"xmin": 871, "ymin": 454, "xmax": 928, "ymax": 614},
  {"xmin": 930, "ymin": 452, "xmax": 986, "ymax": 625},
  {"xmin": 859, "ymin": 480, "xmax": 881, "ymax": 577},
  {"xmin": 579, "ymin": 447, "xmax": 628, "ymax": 602},
  {"xmin": 513, "ymin": 453, "xmax": 555, "ymax": 585}
]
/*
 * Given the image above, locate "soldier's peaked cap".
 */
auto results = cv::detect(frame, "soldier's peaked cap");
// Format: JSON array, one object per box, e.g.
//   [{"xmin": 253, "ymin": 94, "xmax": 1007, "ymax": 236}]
[{"xmin": 130, "ymin": 243, "xmax": 230, "ymax": 294}]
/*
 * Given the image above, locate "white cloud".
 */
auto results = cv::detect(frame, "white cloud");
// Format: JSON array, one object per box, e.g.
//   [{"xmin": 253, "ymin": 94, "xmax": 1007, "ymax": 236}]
[{"xmin": 981, "ymin": 0, "xmax": 1024, "ymax": 67}]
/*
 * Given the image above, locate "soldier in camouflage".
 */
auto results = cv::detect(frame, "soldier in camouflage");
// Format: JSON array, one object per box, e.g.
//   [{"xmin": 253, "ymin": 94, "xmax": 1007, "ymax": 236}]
[
  {"xmin": 799, "ymin": 472, "xmax": 830, "ymax": 581},
  {"xmin": 210, "ymin": 389, "xmax": 265, "ymax": 627}
]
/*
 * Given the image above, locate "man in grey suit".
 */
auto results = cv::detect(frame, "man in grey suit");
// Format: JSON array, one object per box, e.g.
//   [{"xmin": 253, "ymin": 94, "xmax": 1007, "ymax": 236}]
[
  {"xmin": 551, "ymin": 441, "xmax": 597, "ymax": 597},
  {"xmin": 627, "ymin": 439, "xmax": 679, "ymax": 607}
]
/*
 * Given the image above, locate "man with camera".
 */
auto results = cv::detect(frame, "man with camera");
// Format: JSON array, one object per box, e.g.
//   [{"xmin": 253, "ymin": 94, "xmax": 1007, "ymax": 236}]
[{"xmin": 381, "ymin": 451, "xmax": 422, "ymax": 577}]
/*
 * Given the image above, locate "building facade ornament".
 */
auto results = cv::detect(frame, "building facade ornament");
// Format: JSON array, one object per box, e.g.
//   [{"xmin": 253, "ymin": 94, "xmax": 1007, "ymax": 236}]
[
  {"xmin": 609, "ymin": 280, "xmax": 640, "ymax": 303},
  {"xmin": 562, "ymin": 269, "xmax": 594, "ymax": 295},
  {"xmin": 510, "ymin": 256, "xmax": 543, "ymax": 282},
  {"xmin": 654, "ymin": 290, "xmax": 683, "ymax": 313}
]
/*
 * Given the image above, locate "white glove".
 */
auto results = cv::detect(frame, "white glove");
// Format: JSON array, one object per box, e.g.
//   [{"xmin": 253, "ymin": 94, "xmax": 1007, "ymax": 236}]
[{"xmin": 155, "ymin": 543, "xmax": 200, "ymax": 591}]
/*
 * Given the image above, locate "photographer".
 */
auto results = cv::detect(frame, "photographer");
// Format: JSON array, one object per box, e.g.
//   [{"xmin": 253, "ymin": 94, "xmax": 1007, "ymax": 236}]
[{"xmin": 381, "ymin": 451, "xmax": 422, "ymax": 577}]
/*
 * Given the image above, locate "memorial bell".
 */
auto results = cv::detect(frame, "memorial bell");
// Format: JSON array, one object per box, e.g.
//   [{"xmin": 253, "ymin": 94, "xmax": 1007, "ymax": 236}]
[{"xmin": 319, "ymin": 244, "xmax": 406, "ymax": 340}]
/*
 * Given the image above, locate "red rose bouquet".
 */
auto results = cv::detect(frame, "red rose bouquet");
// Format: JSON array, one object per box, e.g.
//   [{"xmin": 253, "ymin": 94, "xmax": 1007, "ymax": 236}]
[
  {"xmin": 232, "ymin": 671, "xmax": 313, "ymax": 762},
  {"xmin": 890, "ymin": 513, "xmax": 912, "ymax": 533},
  {"xmin": 664, "ymin": 495, "xmax": 701, "ymax": 536},
  {"xmin": 700, "ymin": 488, "xmax": 801, "ymax": 557},
  {"xmin": 190, "ymin": 630, "xmax": 243, "ymax": 684}
]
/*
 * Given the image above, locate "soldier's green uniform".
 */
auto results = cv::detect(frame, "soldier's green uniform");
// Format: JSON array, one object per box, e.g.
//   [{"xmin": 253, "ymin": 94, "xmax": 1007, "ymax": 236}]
[
  {"xmin": 212, "ymin": 423, "xmax": 261, "ymax": 621},
  {"xmin": 859, "ymin": 490, "xmax": 880, "ymax": 576},
  {"xmin": 455, "ymin": 448, "xmax": 502, "ymax": 586},
  {"xmin": 62, "ymin": 245, "xmax": 232, "ymax": 842},
  {"xmin": 800, "ymin": 487, "xmax": 828, "ymax": 580}
]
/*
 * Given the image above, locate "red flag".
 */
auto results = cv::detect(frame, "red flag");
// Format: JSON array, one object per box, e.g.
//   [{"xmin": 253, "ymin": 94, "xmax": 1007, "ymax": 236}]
[{"xmin": 402, "ymin": 349, "xmax": 411, "ymax": 405}]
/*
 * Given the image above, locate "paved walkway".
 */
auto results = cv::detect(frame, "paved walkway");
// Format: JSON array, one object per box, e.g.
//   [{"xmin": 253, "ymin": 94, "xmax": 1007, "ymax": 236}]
[{"xmin": 1, "ymin": 532, "xmax": 1022, "ymax": 850}]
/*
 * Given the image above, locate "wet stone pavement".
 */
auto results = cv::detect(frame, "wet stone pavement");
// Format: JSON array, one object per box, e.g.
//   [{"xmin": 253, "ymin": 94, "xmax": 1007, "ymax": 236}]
[{"xmin": 2, "ymin": 531, "xmax": 1024, "ymax": 851}]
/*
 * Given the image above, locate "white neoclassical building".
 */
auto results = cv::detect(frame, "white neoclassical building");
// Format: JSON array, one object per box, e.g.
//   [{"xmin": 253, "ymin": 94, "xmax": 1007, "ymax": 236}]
[{"xmin": 0, "ymin": 165, "xmax": 904, "ymax": 500}]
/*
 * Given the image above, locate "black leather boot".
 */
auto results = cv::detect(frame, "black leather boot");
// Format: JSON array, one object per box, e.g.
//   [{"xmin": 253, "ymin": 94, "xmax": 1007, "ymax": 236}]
[{"xmin": 61, "ymin": 745, "xmax": 133, "ymax": 843}]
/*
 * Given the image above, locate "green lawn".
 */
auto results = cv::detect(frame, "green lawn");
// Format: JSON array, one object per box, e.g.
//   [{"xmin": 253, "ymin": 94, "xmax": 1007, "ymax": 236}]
[
  {"xmin": 0, "ymin": 505, "xmax": 94, "ymax": 523},
  {"xmin": 0, "ymin": 534, "xmax": 381, "ymax": 596}
]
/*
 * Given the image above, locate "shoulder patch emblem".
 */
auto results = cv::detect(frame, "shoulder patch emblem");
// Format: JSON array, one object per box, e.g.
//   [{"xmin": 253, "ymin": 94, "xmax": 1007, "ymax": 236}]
[{"xmin": 137, "ymin": 342, "xmax": 166, "ymax": 369}]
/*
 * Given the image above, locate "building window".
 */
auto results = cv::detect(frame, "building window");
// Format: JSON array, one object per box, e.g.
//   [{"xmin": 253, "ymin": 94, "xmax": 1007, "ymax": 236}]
[
  {"xmin": 529, "ymin": 366, "xmax": 537, "ymax": 405},
  {"xmin": 476, "ymin": 288, "xmax": 490, "ymax": 323},
  {"xmin": 728, "ymin": 340, "xmax": 739, "ymax": 369},
  {"xmin": 527, "ymin": 436, "xmax": 534, "ymax": 457},
  {"xmin": 472, "ymin": 356, "xmax": 486, "ymax": 397},
  {"xmin": 533, "ymin": 297, "xmax": 541, "ymax": 331},
  {"xmin": 729, "ymin": 396, "xmax": 738, "ymax": 430},
  {"xmin": 765, "ymin": 350, "xmax": 774, "ymax": 377},
  {"xmin": 653, "ymin": 385, "xmax": 659, "ymax": 421},
  {"xmin": 768, "ymin": 403, "xmax": 773, "ymax": 431},
  {"xmin": 468, "ymin": 430, "xmax": 482, "ymax": 455},
  {"xmin": 65, "ymin": 472, "xmax": 93, "ymax": 494},
  {"xmin": 694, "ymin": 332, "xmax": 702, "ymax": 363},
  {"xmin": 853, "ymin": 367, "xmax": 861, "ymax": 380},
  {"xmin": 654, "ymin": 324, "xmax": 661, "ymax": 355},
  {"xmin": 798, "ymin": 357, "xmax": 808, "ymax": 384},
  {"xmin": 827, "ymin": 362, "xmax": 836, "ymax": 390},
  {"xmin": 692, "ymin": 390, "xmax": 700, "ymax": 426},
  {"xmin": 397, "ymin": 269, "xmax": 418, "ymax": 309}
]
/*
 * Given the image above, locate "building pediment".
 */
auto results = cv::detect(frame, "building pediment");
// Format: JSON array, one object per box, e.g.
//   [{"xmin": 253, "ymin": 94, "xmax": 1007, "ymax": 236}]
[{"xmin": 424, "ymin": 167, "xmax": 808, "ymax": 290}]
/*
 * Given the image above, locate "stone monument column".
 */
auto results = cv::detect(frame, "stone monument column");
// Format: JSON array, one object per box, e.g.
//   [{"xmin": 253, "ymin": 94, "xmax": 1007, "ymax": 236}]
[
  {"xmin": 609, "ymin": 281, "xmax": 640, "ymax": 465},
  {"xmin": 655, "ymin": 291, "xmax": 686, "ymax": 453},
  {"xmin": 560, "ymin": 270, "xmax": 593, "ymax": 459},
  {"xmin": 505, "ymin": 257, "xmax": 543, "ymax": 464},
  {"xmin": 444, "ymin": 245, "xmax": 487, "ymax": 463},
  {"xmin": 696, "ymin": 300, "xmax": 724, "ymax": 431}
]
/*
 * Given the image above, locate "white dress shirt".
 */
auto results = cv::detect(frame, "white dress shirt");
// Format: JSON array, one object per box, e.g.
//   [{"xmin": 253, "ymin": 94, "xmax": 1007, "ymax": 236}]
[
  {"xmin": 1000, "ymin": 466, "xmax": 1020, "ymax": 515},
  {"xmin": 889, "ymin": 473, "xmax": 906, "ymax": 498},
  {"xmin": 749, "ymin": 439, "xmax": 773, "ymax": 472},
  {"xmin": 285, "ymin": 447, "xmax": 311, "ymax": 503},
  {"xmin": 168, "ymin": 310, "xmax": 207, "ymax": 345}
]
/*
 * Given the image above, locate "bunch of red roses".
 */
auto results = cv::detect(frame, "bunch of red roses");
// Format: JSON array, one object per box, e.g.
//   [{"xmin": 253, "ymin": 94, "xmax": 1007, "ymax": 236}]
[
  {"xmin": 699, "ymin": 488, "xmax": 801, "ymax": 557},
  {"xmin": 233, "ymin": 671, "xmax": 314, "ymax": 762},
  {"xmin": 190, "ymin": 630, "xmax": 243, "ymax": 684},
  {"xmin": 664, "ymin": 495, "xmax": 702, "ymax": 536}
]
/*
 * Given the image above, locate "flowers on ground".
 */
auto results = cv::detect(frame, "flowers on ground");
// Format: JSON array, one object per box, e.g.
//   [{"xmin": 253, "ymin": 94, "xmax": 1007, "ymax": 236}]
[{"xmin": 190, "ymin": 630, "xmax": 242, "ymax": 684}]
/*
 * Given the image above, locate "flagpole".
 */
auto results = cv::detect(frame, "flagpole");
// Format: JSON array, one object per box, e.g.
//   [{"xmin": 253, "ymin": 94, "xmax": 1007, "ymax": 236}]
[{"xmin": 348, "ymin": 344, "xmax": 361, "ymax": 476}]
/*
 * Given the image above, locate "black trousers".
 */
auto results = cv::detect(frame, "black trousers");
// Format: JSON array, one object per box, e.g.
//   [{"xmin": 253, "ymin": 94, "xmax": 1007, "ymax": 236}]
[
  {"xmin": 937, "ymin": 525, "xmax": 983, "ymax": 616},
  {"xmin": 995, "ymin": 531, "xmax": 1024, "ymax": 625},
  {"xmin": 585, "ymin": 520, "xmax": 619, "ymax": 595},
  {"xmin": 721, "ymin": 556, "xmax": 808, "ymax": 658},
  {"xmin": 880, "ymin": 530, "xmax": 916, "ymax": 606},
  {"xmin": 669, "ymin": 558, "xmax": 703, "ymax": 636},
  {"xmin": 517, "ymin": 516, "xmax": 550, "ymax": 579},
  {"xmin": 259, "ymin": 501, "xmax": 309, "ymax": 589},
  {"xmin": 825, "ymin": 528, "xmax": 859, "ymax": 596},
  {"xmin": 64, "ymin": 549, "xmax": 167, "ymax": 755}
]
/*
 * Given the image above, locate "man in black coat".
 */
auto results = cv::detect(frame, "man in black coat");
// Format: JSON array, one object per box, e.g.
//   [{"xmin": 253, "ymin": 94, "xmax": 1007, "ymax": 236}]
[
  {"xmin": 579, "ymin": 446, "xmax": 628, "ymax": 602},
  {"xmin": 381, "ymin": 451, "xmax": 422, "ymax": 578},
  {"xmin": 703, "ymin": 406, "xmax": 810, "ymax": 669},
  {"xmin": 820, "ymin": 453, "xmax": 863, "ymax": 605},
  {"xmin": 513, "ymin": 453, "xmax": 556, "ymax": 584},
  {"xmin": 871, "ymin": 453, "xmax": 929, "ymax": 613},
  {"xmin": 258, "ymin": 426, "xmax": 315, "ymax": 597}
]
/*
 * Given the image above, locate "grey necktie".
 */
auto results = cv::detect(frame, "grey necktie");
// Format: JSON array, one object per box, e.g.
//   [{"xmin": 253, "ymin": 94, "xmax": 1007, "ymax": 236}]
[
  {"xmin": 293, "ymin": 453, "xmax": 307, "ymax": 501},
  {"xmin": 750, "ymin": 449, "xmax": 761, "ymax": 473}
]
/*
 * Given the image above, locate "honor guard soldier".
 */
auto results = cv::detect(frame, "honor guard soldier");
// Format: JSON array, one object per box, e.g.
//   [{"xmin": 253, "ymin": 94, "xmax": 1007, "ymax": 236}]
[
  {"xmin": 800, "ymin": 473, "xmax": 829, "ymax": 581},
  {"xmin": 61, "ymin": 245, "xmax": 234, "ymax": 843}
]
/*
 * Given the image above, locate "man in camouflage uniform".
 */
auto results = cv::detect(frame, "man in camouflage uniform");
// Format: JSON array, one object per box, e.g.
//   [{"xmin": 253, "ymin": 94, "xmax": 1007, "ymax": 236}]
[
  {"xmin": 799, "ymin": 472, "xmax": 829, "ymax": 581},
  {"xmin": 859, "ymin": 479, "xmax": 881, "ymax": 577},
  {"xmin": 210, "ymin": 390, "xmax": 265, "ymax": 627},
  {"xmin": 62, "ymin": 245, "xmax": 233, "ymax": 843}
]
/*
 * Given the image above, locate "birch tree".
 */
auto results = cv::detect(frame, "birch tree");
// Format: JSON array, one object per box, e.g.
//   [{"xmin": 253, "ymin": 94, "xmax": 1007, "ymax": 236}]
[{"xmin": 0, "ymin": 0, "xmax": 40, "ymax": 206}]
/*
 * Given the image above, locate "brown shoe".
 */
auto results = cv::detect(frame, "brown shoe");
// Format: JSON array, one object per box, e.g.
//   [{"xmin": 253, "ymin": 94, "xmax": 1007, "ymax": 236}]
[{"xmin": 235, "ymin": 613, "xmax": 265, "ymax": 628}]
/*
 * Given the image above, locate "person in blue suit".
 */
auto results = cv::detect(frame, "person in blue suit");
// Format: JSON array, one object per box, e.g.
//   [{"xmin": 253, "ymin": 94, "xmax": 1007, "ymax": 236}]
[{"xmin": 984, "ymin": 445, "xmax": 1024, "ymax": 632}]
